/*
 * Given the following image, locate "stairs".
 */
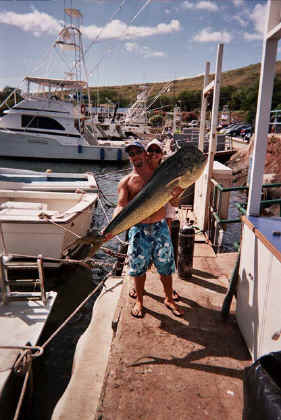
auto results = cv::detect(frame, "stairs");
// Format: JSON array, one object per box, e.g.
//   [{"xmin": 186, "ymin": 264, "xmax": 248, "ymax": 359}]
[{"xmin": 0, "ymin": 254, "xmax": 47, "ymax": 305}]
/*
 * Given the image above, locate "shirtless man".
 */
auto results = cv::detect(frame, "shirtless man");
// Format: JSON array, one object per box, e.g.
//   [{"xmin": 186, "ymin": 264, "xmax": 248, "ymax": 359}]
[{"xmin": 108, "ymin": 140, "xmax": 183, "ymax": 318}]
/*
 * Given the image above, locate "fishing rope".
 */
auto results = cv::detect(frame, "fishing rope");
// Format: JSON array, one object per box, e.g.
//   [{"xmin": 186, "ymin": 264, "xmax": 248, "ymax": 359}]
[
  {"xmin": 84, "ymin": 0, "xmax": 128, "ymax": 57},
  {"xmin": 88, "ymin": 0, "xmax": 153, "ymax": 79}
]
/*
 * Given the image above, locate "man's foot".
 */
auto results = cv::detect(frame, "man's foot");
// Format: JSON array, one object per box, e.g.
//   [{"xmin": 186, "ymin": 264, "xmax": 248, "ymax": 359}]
[
  {"xmin": 164, "ymin": 298, "xmax": 184, "ymax": 317},
  {"xmin": 129, "ymin": 288, "xmax": 180, "ymax": 301},
  {"xmin": 131, "ymin": 302, "xmax": 144, "ymax": 318}
]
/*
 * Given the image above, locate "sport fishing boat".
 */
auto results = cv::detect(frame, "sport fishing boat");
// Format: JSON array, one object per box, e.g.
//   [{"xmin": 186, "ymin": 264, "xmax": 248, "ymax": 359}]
[
  {"xmin": 0, "ymin": 167, "xmax": 98, "ymax": 192},
  {"xmin": 0, "ymin": 9, "xmax": 130, "ymax": 162}
]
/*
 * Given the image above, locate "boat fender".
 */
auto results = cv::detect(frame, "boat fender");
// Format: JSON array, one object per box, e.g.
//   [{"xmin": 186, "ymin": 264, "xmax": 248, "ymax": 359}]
[
  {"xmin": 81, "ymin": 104, "xmax": 86, "ymax": 114},
  {"xmin": 80, "ymin": 120, "xmax": 85, "ymax": 134},
  {"xmin": 117, "ymin": 149, "xmax": 122, "ymax": 161}
]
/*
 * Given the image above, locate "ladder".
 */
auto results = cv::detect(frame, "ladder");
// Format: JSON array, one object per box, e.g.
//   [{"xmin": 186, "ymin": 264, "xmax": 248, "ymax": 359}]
[{"xmin": 0, "ymin": 254, "xmax": 47, "ymax": 305}]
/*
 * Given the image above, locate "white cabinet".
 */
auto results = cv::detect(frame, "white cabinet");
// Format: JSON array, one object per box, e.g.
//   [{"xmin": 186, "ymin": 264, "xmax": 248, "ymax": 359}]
[{"xmin": 236, "ymin": 216, "xmax": 281, "ymax": 360}]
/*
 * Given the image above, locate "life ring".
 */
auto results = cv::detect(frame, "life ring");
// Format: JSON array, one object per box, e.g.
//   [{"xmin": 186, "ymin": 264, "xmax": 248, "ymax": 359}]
[{"xmin": 81, "ymin": 104, "xmax": 86, "ymax": 114}]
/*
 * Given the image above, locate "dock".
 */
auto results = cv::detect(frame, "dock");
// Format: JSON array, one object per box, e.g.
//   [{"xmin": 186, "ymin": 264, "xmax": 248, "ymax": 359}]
[{"xmin": 51, "ymin": 235, "xmax": 252, "ymax": 420}]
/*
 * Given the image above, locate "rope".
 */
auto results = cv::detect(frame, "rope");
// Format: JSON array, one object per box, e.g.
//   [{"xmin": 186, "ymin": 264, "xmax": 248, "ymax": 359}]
[
  {"xmin": 40, "ymin": 272, "xmax": 112, "ymax": 350},
  {"xmin": 0, "ymin": 345, "xmax": 43, "ymax": 420}
]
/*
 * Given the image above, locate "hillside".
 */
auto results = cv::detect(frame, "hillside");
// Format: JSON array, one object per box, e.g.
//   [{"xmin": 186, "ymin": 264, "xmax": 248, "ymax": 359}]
[{"xmin": 90, "ymin": 61, "xmax": 281, "ymax": 103}]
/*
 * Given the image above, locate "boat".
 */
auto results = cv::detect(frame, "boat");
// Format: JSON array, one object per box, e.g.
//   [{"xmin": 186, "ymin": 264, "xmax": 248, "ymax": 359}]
[
  {"xmin": 0, "ymin": 168, "xmax": 98, "ymax": 192},
  {"xmin": 0, "ymin": 189, "xmax": 98, "ymax": 262},
  {"xmin": 0, "ymin": 9, "xmax": 130, "ymax": 162}
]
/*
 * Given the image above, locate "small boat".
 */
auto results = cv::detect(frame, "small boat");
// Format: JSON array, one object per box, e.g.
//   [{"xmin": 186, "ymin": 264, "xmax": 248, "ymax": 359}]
[
  {"xmin": 0, "ymin": 168, "xmax": 98, "ymax": 192},
  {"xmin": 0, "ymin": 189, "xmax": 98, "ymax": 262}
]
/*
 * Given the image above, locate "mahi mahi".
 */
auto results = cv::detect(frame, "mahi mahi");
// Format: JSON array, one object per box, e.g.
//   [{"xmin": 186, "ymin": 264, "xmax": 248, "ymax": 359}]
[{"xmin": 80, "ymin": 143, "xmax": 207, "ymax": 256}]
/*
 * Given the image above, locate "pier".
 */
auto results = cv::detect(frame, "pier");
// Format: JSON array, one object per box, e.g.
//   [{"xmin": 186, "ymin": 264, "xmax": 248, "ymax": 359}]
[{"xmin": 51, "ymin": 221, "xmax": 251, "ymax": 420}]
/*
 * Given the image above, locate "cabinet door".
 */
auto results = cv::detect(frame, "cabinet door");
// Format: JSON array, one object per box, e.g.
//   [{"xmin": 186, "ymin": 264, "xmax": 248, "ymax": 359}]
[
  {"xmin": 236, "ymin": 225, "xmax": 257, "ymax": 360},
  {"xmin": 259, "ymin": 254, "xmax": 281, "ymax": 357}
]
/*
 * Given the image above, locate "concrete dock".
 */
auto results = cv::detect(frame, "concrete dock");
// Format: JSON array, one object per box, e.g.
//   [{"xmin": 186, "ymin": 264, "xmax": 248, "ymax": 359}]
[{"xmin": 52, "ymin": 235, "xmax": 252, "ymax": 420}]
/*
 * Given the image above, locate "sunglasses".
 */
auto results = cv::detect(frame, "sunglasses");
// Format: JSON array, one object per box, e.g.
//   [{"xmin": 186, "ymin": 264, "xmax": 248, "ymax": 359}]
[
  {"xmin": 148, "ymin": 148, "xmax": 162, "ymax": 154},
  {"xmin": 127, "ymin": 149, "xmax": 144, "ymax": 157}
]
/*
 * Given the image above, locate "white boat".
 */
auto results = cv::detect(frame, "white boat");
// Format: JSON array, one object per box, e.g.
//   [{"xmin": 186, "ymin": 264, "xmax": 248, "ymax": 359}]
[
  {"xmin": 0, "ymin": 167, "xmax": 98, "ymax": 192},
  {"xmin": 0, "ymin": 189, "xmax": 98, "ymax": 261},
  {"xmin": 0, "ymin": 8, "xmax": 130, "ymax": 162},
  {"xmin": 0, "ymin": 78, "xmax": 129, "ymax": 162}
]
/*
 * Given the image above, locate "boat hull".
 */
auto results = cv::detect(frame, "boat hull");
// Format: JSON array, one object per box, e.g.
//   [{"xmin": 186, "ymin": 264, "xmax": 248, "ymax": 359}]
[
  {"xmin": 0, "ymin": 190, "xmax": 98, "ymax": 260},
  {"xmin": 0, "ymin": 131, "xmax": 127, "ymax": 162}
]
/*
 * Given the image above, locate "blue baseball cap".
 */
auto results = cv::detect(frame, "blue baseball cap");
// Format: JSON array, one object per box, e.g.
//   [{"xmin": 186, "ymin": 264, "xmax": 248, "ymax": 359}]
[{"xmin": 125, "ymin": 141, "xmax": 145, "ymax": 153}]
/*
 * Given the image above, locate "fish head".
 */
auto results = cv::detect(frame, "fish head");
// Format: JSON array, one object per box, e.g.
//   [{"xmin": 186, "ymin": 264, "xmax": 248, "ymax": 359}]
[{"xmin": 177, "ymin": 143, "xmax": 207, "ymax": 188}]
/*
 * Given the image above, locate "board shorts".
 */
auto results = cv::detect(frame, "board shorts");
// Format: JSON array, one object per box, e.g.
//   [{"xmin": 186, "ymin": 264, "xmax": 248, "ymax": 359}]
[{"xmin": 127, "ymin": 219, "xmax": 176, "ymax": 277}]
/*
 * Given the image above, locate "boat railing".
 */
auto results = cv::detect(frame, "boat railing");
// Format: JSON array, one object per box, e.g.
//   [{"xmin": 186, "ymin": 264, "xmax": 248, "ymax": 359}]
[
  {"xmin": 208, "ymin": 179, "xmax": 281, "ymax": 251},
  {"xmin": 0, "ymin": 87, "xmax": 21, "ymax": 111}
]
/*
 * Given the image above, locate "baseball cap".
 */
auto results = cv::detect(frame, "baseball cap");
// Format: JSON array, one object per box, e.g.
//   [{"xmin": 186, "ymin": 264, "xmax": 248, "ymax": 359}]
[
  {"xmin": 125, "ymin": 141, "xmax": 145, "ymax": 153},
  {"xmin": 146, "ymin": 139, "xmax": 163, "ymax": 152}
]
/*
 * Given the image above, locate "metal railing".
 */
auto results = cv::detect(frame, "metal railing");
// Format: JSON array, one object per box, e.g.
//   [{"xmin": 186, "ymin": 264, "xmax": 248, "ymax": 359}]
[{"xmin": 208, "ymin": 179, "xmax": 281, "ymax": 251}]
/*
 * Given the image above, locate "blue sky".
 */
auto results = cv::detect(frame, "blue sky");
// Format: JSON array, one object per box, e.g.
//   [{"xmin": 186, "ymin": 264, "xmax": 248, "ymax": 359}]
[{"xmin": 0, "ymin": 0, "xmax": 275, "ymax": 91}]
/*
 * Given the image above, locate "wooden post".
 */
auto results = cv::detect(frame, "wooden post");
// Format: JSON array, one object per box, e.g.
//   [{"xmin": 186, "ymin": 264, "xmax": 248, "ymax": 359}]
[
  {"xmin": 247, "ymin": 0, "xmax": 280, "ymax": 216},
  {"xmin": 194, "ymin": 44, "xmax": 224, "ymax": 231},
  {"xmin": 198, "ymin": 61, "xmax": 210, "ymax": 151}
]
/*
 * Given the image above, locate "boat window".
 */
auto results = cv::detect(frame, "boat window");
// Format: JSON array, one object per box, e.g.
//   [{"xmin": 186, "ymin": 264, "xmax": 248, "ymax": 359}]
[{"xmin": 22, "ymin": 115, "xmax": 65, "ymax": 131}]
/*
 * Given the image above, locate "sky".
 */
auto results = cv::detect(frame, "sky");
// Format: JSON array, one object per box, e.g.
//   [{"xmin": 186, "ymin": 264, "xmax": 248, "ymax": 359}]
[{"xmin": 0, "ymin": 0, "xmax": 277, "ymax": 92}]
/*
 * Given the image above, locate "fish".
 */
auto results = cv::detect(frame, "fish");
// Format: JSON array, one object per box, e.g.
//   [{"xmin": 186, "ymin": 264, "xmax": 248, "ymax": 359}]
[{"xmin": 79, "ymin": 143, "xmax": 207, "ymax": 257}]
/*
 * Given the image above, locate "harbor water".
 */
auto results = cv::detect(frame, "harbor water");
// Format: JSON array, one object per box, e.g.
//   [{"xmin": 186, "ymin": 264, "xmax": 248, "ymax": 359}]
[{"xmin": 0, "ymin": 157, "xmax": 241, "ymax": 419}]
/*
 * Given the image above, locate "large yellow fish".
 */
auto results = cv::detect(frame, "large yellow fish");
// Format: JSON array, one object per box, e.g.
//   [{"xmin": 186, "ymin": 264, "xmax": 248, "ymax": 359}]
[{"xmin": 79, "ymin": 143, "xmax": 207, "ymax": 256}]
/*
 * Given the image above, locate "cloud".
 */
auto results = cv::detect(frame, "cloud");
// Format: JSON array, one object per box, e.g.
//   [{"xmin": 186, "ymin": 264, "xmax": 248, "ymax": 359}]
[
  {"xmin": 233, "ymin": 15, "xmax": 247, "ymax": 28},
  {"xmin": 182, "ymin": 1, "xmax": 193, "ymax": 9},
  {"xmin": 125, "ymin": 42, "xmax": 165, "ymax": 58},
  {"xmin": 193, "ymin": 27, "xmax": 232, "ymax": 43},
  {"xmin": 196, "ymin": 1, "xmax": 218, "ymax": 12},
  {"xmin": 0, "ymin": 9, "xmax": 62, "ymax": 35},
  {"xmin": 182, "ymin": 1, "xmax": 218, "ymax": 12},
  {"xmin": 243, "ymin": 3, "xmax": 267, "ymax": 41},
  {"xmin": 0, "ymin": 9, "xmax": 180, "ymax": 42},
  {"xmin": 82, "ymin": 19, "xmax": 181, "ymax": 41},
  {"xmin": 232, "ymin": 0, "xmax": 244, "ymax": 6}
]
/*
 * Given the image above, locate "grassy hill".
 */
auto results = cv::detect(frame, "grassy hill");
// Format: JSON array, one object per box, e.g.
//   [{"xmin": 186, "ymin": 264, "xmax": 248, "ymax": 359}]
[{"xmin": 90, "ymin": 61, "xmax": 281, "ymax": 104}]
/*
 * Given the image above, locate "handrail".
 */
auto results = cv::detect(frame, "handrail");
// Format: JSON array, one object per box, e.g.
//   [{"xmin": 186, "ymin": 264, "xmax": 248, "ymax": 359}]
[{"xmin": 209, "ymin": 178, "xmax": 281, "ymax": 251}]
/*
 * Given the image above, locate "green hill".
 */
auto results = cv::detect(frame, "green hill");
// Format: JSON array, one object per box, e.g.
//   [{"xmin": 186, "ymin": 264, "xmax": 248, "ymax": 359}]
[{"xmin": 89, "ymin": 61, "xmax": 281, "ymax": 105}]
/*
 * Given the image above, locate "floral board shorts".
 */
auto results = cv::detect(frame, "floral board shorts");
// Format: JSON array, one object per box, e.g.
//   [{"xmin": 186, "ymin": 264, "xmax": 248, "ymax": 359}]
[{"xmin": 127, "ymin": 219, "xmax": 176, "ymax": 277}]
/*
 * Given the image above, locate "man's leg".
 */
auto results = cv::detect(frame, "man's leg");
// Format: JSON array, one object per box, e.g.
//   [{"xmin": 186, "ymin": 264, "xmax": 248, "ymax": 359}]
[
  {"xmin": 131, "ymin": 273, "xmax": 146, "ymax": 318},
  {"xmin": 160, "ymin": 274, "xmax": 183, "ymax": 316}
]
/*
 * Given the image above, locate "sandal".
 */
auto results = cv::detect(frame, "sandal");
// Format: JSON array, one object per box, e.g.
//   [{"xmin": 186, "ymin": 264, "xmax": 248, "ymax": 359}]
[
  {"xmin": 164, "ymin": 299, "xmax": 183, "ymax": 317},
  {"xmin": 172, "ymin": 290, "xmax": 180, "ymax": 301},
  {"xmin": 131, "ymin": 303, "xmax": 144, "ymax": 318},
  {"xmin": 129, "ymin": 288, "xmax": 137, "ymax": 299}
]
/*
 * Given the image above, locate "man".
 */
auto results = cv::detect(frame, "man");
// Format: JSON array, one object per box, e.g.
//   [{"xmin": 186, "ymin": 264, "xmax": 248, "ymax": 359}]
[{"xmin": 108, "ymin": 140, "xmax": 183, "ymax": 318}]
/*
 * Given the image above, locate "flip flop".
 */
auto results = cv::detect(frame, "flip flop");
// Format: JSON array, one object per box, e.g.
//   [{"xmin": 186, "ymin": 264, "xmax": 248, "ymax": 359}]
[
  {"xmin": 131, "ymin": 303, "xmax": 144, "ymax": 318},
  {"xmin": 172, "ymin": 290, "xmax": 180, "ymax": 302},
  {"xmin": 164, "ymin": 300, "xmax": 183, "ymax": 317},
  {"xmin": 129, "ymin": 288, "xmax": 137, "ymax": 299}
]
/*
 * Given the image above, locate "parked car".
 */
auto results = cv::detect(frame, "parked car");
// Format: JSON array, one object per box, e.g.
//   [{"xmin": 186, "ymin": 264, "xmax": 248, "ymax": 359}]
[
  {"xmin": 188, "ymin": 120, "xmax": 199, "ymax": 127},
  {"xmin": 225, "ymin": 123, "xmax": 250, "ymax": 137},
  {"xmin": 240, "ymin": 126, "xmax": 252, "ymax": 139}
]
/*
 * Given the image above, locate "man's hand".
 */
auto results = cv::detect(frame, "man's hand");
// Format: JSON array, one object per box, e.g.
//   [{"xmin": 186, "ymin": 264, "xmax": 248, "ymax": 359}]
[
  {"xmin": 169, "ymin": 186, "xmax": 184, "ymax": 206},
  {"xmin": 102, "ymin": 231, "xmax": 114, "ymax": 241},
  {"xmin": 171, "ymin": 186, "xmax": 184, "ymax": 198}
]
